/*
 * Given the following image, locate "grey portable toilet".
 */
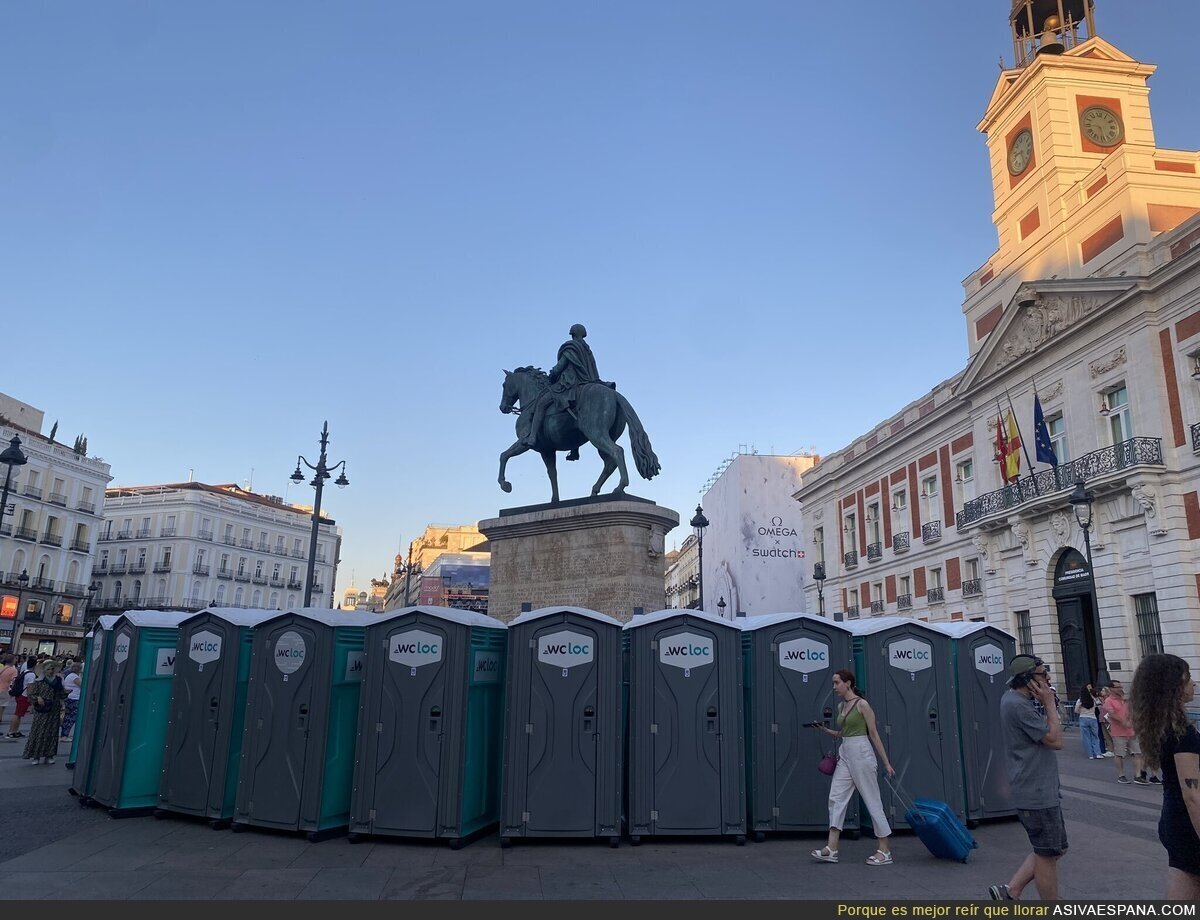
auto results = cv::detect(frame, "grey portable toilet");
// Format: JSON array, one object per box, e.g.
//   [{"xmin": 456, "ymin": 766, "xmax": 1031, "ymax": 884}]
[
  {"xmin": 86, "ymin": 610, "xmax": 193, "ymax": 816},
  {"xmin": 158, "ymin": 608, "xmax": 279, "ymax": 826},
  {"xmin": 350, "ymin": 606, "xmax": 508, "ymax": 847},
  {"xmin": 233, "ymin": 608, "xmax": 376, "ymax": 839},
  {"xmin": 625, "ymin": 609, "xmax": 746, "ymax": 844},
  {"xmin": 845, "ymin": 617, "xmax": 965, "ymax": 828},
  {"xmin": 68, "ymin": 615, "xmax": 121, "ymax": 781},
  {"xmin": 499, "ymin": 606, "xmax": 624, "ymax": 847},
  {"xmin": 927, "ymin": 621, "xmax": 1017, "ymax": 825},
  {"xmin": 741, "ymin": 612, "xmax": 855, "ymax": 840}
]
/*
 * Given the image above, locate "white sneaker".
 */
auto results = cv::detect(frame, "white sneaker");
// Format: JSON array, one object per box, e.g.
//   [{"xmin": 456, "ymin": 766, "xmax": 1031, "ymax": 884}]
[
  {"xmin": 1102, "ymin": 752, "xmax": 1115, "ymax": 757},
  {"xmin": 46, "ymin": 758, "xmax": 55, "ymax": 764}
]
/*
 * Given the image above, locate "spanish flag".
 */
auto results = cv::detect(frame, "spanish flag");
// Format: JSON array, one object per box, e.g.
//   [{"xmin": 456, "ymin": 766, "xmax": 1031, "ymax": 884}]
[{"xmin": 1004, "ymin": 410, "xmax": 1022, "ymax": 484}]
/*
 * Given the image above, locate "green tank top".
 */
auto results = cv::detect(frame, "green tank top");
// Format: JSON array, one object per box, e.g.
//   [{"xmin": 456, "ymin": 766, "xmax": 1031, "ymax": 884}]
[{"xmin": 838, "ymin": 699, "xmax": 867, "ymax": 737}]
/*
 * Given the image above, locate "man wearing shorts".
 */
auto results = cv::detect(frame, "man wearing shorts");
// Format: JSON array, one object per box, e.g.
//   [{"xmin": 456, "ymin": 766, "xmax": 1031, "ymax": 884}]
[
  {"xmin": 990, "ymin": 655, "xmax": 1066, "ymax": 901},
  {"xmin": 1100, "ymin": 680, "xmax": 1148, "ymax": 784}
]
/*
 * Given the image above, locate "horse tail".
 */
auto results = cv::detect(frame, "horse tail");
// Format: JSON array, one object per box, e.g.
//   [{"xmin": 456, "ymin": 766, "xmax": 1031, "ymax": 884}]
[{"xmin": 616, "ymin": 393, "xmax": 661, "ymax": 480}]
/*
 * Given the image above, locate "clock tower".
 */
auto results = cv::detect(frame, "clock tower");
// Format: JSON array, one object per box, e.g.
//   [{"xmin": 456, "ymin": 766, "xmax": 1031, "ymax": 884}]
[{"xmin": 962, "ymin": 0, "xmax": 1200, "ymax": 354}]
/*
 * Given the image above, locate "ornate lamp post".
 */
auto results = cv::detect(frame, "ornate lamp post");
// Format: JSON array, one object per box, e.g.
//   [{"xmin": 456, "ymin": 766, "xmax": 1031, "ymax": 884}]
[
  {"xmin": 85, "ymin": 579, "xmax": 101, "ymax": 622},
  {"xmin": 289, "ymin": 422, "xmax": 349, "ymax": 608},
  {"xmin": 813, "ymin": 561, "xmax": 837, "ymax": 622},
  {"xmin": 0, "ymin": 435, "xmax": 28, "ymax": 539},
  {"xmin": 1069, "ymin": 478, "xmax": 1109, "ymax": 687},
  {"xmin": 689, "ymin": 505, "xmax": 709, "ymax": 611},
  {"xmin": 717, "ymin": 596, "xmax": 727, "ymax": 619}
]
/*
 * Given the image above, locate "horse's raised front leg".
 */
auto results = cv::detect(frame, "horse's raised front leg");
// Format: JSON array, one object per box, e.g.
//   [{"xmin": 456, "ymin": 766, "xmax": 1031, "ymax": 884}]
[
  {"xmin": 540, "ymin": 450, "xmax": 560, "ymax": 504},
  {"xmin": 498, "ymin": 440, "xmax": 528, "ymax": 493}
]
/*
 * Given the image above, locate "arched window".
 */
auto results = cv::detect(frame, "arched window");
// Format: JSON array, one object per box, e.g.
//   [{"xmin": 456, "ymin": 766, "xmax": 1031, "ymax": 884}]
[
  {"xmin": 156, "ymin": 578, "xmax": 166, "ymax": 597},
  {"xmin": 216, "ymin": 584, "xmax": 226, "ymax": 604},
  {"xmin": 251, "ymin": 589, "xmax": 262, "ymax": 607},
  {"xmin": 10, "ymin": 549, "xmax": 25, "ymax": 574},
  {"xmin": 114, "ymin": 580, "xmax": 123, "ymax": 602},
  {"xmin": 269, "ymin": 591, "xmax": 279, "ymax": 609},
  {"xmin": 234, "ymin": 587, "xmax": 244, "ymax": 607},
  {"xmin": 132, "ymin": 580, "xmax": 142, "ymax": 602},
  {"xmin": 287, "ymin": 594, "xmax": 295, "ymax": 608},
  {"xmin": 67, "ymin": 559, "xmax": 80, "ymax": 583},
  {"xmin": 192, "ymin": 580, "xmax": 200, "ymax": 599}
]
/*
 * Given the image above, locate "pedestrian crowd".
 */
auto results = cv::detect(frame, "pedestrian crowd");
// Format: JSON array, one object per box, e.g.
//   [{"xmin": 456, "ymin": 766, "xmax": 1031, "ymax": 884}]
[{"xmin": 0, "ymin": 651, "xmax": 83, "ymax": 764}]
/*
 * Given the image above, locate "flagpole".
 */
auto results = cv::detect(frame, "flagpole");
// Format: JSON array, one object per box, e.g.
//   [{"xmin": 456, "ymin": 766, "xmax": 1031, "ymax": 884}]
[
  {"xmin": 1005, "ymin": 387, "xmax": 1039, "ymax": 495},
  {"xmin": 994, "ymin": 398, "xmax": 1011, "ymax": 485}
]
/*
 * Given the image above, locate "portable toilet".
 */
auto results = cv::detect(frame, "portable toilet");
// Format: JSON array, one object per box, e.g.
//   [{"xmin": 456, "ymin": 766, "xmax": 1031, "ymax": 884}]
[
  {"xmin": 84, "ymin": 611, "xmax": 192, "ymax": 816},
  {"xmin": 625, "ymin": 609, "xmax": 746, "ymax": 845},
  {"xmin": 845, "ymin": 617, "xmax": 965, "ymax": 828},
  {"xmin": 742, "ymin": 612, "xmax": 856, "ymax": 840},
  {"xmin": 349, "ymin": 606, "xmax": 507, "ymax": 847},
  {"xmin": 927, "ymin": 621, "xmax": 1017, "ymax": 825},
  {"xmin": 499, "ymin": 606, "xmax": 624, "ymax": 847},
  {"xmin": 158, "ymin": 608, "xmax": 279, "ymax": 826},
  {"xmin": 233, "ymin": 609, "xmax": 375, "ymax": 840},
  {"xmin": 67, "ymin": 614, "xmax": 120, "ymax": 778}
]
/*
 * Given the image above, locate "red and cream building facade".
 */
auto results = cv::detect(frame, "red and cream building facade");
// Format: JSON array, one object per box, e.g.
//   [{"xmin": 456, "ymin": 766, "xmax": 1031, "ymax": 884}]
[{"xmin": 796, "ymin": 0, "xmax": 1200, "ymax": 698}]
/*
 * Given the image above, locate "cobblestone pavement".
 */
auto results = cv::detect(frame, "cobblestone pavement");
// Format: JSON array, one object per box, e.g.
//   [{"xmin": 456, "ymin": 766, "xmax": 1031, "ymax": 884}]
[{"xmin": 0, "ymin": 716, "xmax": 1170, "ymax": 900}]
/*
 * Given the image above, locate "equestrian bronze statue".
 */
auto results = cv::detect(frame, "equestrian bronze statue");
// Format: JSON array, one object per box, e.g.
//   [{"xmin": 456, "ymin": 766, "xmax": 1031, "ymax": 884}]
[{"xmin": 498, "ymin": 324, "xmax": 661, "ymax": 504}]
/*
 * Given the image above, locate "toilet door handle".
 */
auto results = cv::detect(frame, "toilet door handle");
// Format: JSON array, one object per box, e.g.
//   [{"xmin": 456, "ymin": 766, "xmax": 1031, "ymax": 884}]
[
  {"xmin": 297, "ymin": 703, "xmax": 309, "ymax": 731},
  {"xmin": 429, "ymin": 705, "xmax": 442, "ymax": 733}
]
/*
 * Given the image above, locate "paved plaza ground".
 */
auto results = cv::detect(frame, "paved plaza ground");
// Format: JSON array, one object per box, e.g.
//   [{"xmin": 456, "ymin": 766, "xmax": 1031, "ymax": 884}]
[{"xmin": 0, "ymin": 713, "xmax": 1172, "ymax": 900}]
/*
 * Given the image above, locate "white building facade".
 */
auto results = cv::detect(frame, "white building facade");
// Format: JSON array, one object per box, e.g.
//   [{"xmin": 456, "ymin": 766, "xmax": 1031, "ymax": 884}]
[
  {"xmin": 795, "ymin": 2, "xmax": 1200, "ymax": 700},
  {"xmin": 91, "ymin": 482, "xmax": 342, "ymax": 616},
  {"xmin": 1, "ymin": 396, "xmax": 113, "ymax": 656}
]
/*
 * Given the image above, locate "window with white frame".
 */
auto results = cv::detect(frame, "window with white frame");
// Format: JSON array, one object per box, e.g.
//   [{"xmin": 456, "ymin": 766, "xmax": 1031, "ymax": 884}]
[
  {"xmin": 965, "ymin": 558, "xmax": 981, "ymax": 581},
  {"xmin": 929, "ymin": 567, "xmax": 943, "ymax": 589},
  {"xmin": 871, "ymin": 582, "xmax": 883, "ymax": 612},
  {"xmin": 955, "ymin": 458, "xmax": 975, "ymax": 503},
  {"xmin": 892, "ymin": 488, "xmax": 907, "ymax": 516},
  {"xmin": 813, "ymin": 526, "xmax": 824, "ymax": 564},
  {"xmin": 867, "ymin": 502, "xmax": 881, "ymax": 545},
  {"xmin": 1047, "ymin": 413, "xmax": 1068, "ymax": 465},
  {"xmin": 1106, "ymin": 383, "xmax": 1132, "ymax": 444},
  {"xmin": 848, "ymin": 588, "xmax": 859, "ymax": 616},
  {"xmin": 844, "ymin": 512, "xmax": 857, "ymax": 547},
  {"xmin": 899, "ymin": 575, "xmax": 911, "ymax": 597},
  {"xmin": 922, "ymin": 474, "xmax": 938, "ymax": 500}
]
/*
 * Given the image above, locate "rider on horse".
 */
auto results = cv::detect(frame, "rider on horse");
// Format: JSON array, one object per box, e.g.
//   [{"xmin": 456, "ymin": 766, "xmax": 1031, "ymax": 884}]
[{"xmin": 522, "ymin": 324, "xmax": 614, "ymax": 459}]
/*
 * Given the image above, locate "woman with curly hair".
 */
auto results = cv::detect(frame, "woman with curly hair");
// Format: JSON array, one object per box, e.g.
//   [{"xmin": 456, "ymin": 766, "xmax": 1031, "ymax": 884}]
[{"xmin": 1130, "ymin": 654, "xmax": 1199, "ymax": 899}]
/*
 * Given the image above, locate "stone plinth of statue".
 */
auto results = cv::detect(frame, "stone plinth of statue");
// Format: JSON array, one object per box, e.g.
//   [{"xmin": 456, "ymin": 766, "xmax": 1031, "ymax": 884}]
[{"xmin": 479, "ymin": 495, "xmax": 679, "ymax": 622}]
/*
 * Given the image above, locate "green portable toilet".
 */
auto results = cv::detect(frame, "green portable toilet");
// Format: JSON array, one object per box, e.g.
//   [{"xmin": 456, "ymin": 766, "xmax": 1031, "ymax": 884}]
[
  {"xmin": 742, "ymin": 612, "xmax": 856, "ymax": 840},
  {"xmin": 349, "ymin": 606, "xmax": 507, "ymax": 847},
  {"xmin": 84, "ymin": 611, "xmax": 192, "ymax": 816},
  {"xmin": 233, "ymin": 609, "xmax": 375, "ymax": 840},
  {"xmin": 67, "ymin": 615, "xmax": 120, "ymax": 781},
  {"xmin": 927, "ymin": 621, "xmax": 1017, "ymax": 825},
  {"xmin": 158, "ymin": 608, "xmax": 279, "ymax": 827}
]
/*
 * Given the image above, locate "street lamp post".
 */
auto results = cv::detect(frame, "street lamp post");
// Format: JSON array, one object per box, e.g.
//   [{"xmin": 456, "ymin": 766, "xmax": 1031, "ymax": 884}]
[
  {"xmin": 9, "ymin": 569, "xmax": 29, "ymax": 653},
  {"xmin": 85, "ymin": 579, "xmax": 101, "ymax": 623},
  {"xmin": 402, "ymin": 560, "xmax": 422, "ymax": 608},
  {"xmin": 813, "ymin": 561, "xmax": 837, "ymax": 622},
  {"xmin": 717, "ymin": 596, "xmax": 727, "ymax": 619},
  {"xmin": 689, "ymin": 505, "xmax": 709, "ymax": 611},
  {"xmin": 0, "ymin": 435, "xmax": 29, "ymax": 539},
  {"xmin": 289, "ymin": 422, "xmax": 349, "ymax": 609},
  {"xmin": 1068, "ymin": 478, "xmax": 1109, "ymax": 687}
]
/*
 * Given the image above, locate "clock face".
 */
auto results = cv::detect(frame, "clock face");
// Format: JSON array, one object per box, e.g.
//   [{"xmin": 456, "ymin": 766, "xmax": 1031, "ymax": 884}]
[
  {"xmin": 1008, "ymin": 129, "xmax": 1034, "ymax": 176},
  {"xmin": 1081, "ymin": 106, "xmax": 1123, "ymax": 147}
]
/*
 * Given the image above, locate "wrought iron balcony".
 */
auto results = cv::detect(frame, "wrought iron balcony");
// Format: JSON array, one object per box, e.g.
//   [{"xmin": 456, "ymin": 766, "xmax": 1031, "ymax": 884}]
[
  {"xmin": 844, "ymin": 551, "xmax": 858, "ymax": 569},
  {"xmin": 193, "ymin": 564, "xmax": 211, "ymax": 576},
  {"xmin": 93, "ymin": 562, "xmax": 108, "ymax": 574},
  {"xmin": 69, "ymin": 539, "xmax": 90, "ymax": 552},
  {"xmin": 40, "ymin": 532, "xmax": 63, "ymax": 546},
  {"xmin": 312, "ymin": 583, "xmax": 324, "ymax": 594},
  {"xmin": 31, "ymin": 576, "xmax": 55, "ymax": 591},
  {"xmin": 962, "ymin": 578, "xmax": 982, "ymax": 598},
  {"xmin": 957, "ymin": 437, "xmax": 1165, "ymax": 530},
  {"xmin": 144, "ymin": 595, "xmax": 169, "ymax": 607},
  {"xmin": 48, "ymin": 492, "xmax": 68, "ymax": 506},
  {"xmin": 153, "ymin": 562, "xmax": 172, "ymax": 573},
  {"xmin": 922, "ymin": 521, "xmax": 942, "ymax": 544},
  {"xmin": 1194, "ymin": 422, "xmax": 1200, "ymax": 454},
  {"xmin": 4, "ymin": 571, "xmax": 25, "ymax": 585},
  {"xmin": 116, "ymin": 530, "xmax": 132, "ymax": 540},
  {"xmin": 287, "ymin": 579, "xmax": 302, "ymax": 590},
  {"xmin": 109, "ymin": 563, "xmax": 127, "ymax": 575},
  {"xmin": 184, "ymin": 596, "xmax": 209, "ymax": 610},
  {"xmin": 866, "ymin": 542, "xmax": 883, "ymax": 562},
  {"xmin": 136, "ymin": 528, "xmax": 151, "ymax": 539},
  {"xmin": 845, "ymin": 605, "xmax": 860, "ymax": 619},
  {"xmin": 290, "ymin": 549, "xmax": 306, "ymax": 559},
  {"xmin": 62, "ymin": 581, "xmax": 88, "ymax": 597},
  {"xmin": 76, "ymin": 501, "xmax": 96, "ymax": 515},
  {"xmin": 238, "ymin": 539, "xmax": 254, "ymax": 549},
  {"xmin": 215, "ymin": 569, "xmax": 233, "ymax": 580},
  {"xmin": 14, "ymin": 526, "xmax": 37, "ymax": 541},
  {"xmin": 897, "ymin": 594, "xmax": 913, "ymax": 611},
  {"xmin": 23, "ymin": 485, "xmax": 41, "ymax": 500},
  {"xmin": 234, "ymin": 573, "xmax": 250, "ymax": 582},
  {"xmin": 256, "ymin": 542, "xmax": 270, "ymax": 552},
  {"xmin": 269, "ymin": 576, "xmax": 285, "ymax": 587},
  {"xmin": 252, "ymin": 574, "xmax": 268, "ymax": 585},
  {"xmin": 221, "ymin": 535, "xmax": 237, "ymax": 545},
  {"xmin": 198, "ymin": 530, "xmax": 213, "ymax": 541},
  {"xmin": 871, "ymin": 600, "xmax": 885, "ymax": 615},
  {"xmin": 0, "ymin": 523, "xmax": 10, "ymax": 537},
  {"xmin": 927, "ymin": 586, "xmax": 945, "ymax": 604},
  {"xmin": 128, "ymin": 563, "xmax": 146, "ymax": 575},
  {"xmin": 273, "ymin": 545, "xmax": 287, "ymax": 556},
  {"xmin": 160, "ymin": 528, "xmax": 176, "ymax": 538},
  {"xmin": 892, "ymin": 532, "xmax": 910, "ymax": 553}
]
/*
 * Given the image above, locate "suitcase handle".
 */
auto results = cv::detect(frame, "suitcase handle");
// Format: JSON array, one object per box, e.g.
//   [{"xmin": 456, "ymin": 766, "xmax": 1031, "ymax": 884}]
[{"xmin": 883, "ymin": 775, "xmax": 919, "ymax": 815}]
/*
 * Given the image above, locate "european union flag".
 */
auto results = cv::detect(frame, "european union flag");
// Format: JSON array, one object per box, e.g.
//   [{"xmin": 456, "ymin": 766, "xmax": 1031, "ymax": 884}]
[{"xmin": 1034, "ymin": 394, "xmax": 1058, "ymax": 467}]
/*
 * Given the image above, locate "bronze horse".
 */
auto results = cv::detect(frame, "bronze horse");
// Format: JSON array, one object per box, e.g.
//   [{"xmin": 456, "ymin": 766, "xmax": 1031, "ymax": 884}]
[{"xmin": 498, "ymin": 367, "xmax": 660, "ymax": 504}]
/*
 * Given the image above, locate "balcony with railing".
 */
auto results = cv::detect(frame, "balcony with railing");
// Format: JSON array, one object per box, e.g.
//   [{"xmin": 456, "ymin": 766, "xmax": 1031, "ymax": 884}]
[
  {"xmin": 23, "ymin": 485, "xmax": 42, "ymax": 500},
  {"xmin": 48, "ymin": 492, "xmax": 68, "ymax": 507},
  {"xmin": 108, "ymin": 563, "xmax": 127, "ymax": 575},
  {"xmin": 193, "ymin": 564, "xmax": 211, "ymax": 576},
  {"xmin": 922, "ymin": 521, "xmax": 942, "ymax": 544},
  {"xmin": 312, "ymin": 583, "xmax": 324, "ymax": 595},
  {"xmin": 234, "ymin": 572, "xmax": 250, "ymax": 583},
  {"xmin": 290, "ymin": 549, "xmax": 306, "ymax": 559},
  {"xmin": 316, "ymin": 554, "xmax": 327, "ymax": 565},
  {"xmin": 153, "ymin": 562, "xmax": 172, "ymax": 573},
  {"xmin": 31, "ymin": 576, "xmax": 55, "ymax": 591},
  {"xmin": 69, "ymin": 538, "xmax": 90, "ymax": 552},
  {"xmin": 269, "ymin": 576, "xmax": 285, "ymax": 588},
  {"xmin": 0, "ymin": 523, "xmax": 11, "ymax": 537},
  {"xmin": 273, "ymin": 545, "xmax": 287, "ymax": 556},
  {"xmin": 76, "ymin": 501, "xmax": 96, "ymax": 515},
  {"xmin": 957, "ymin": 437, "xmax": 1165, "ymax": 530},
  {"xmin": 252, "ymin": 574, "xmax": 268, "ymax": 585},
  {"xmin": 287, "ymin": 578, "xmax": 302, "ymax": 590},
  {"xmin": 128, "ymin": 563, "xmax": 147, "ymax": 575},
  {"xmin": 962, "ymin": 578, "xmax": 982, "ymax": 598},
  {"xmin": 927, "ymin": 586, "xmax": 945, "ymax": 604},
  {"xmin": 845, "ymin": 605, "xmax": 860, "ymax": 619},
  {"xmin": 870, "ymin": 600, "xmax": 885, "ymax": 615},
  {"xmin": 216, "ymin": 568, "xmax": 233, "ymax": 580},
  {"xmin": 184, "ymin": 596, "xmax": 209, "ymax": 610},
  {"xmin": 160, "ymin": 527, "xmax": 176, "ymax": 538},
  {"xmin": 93, "ymin": 562, "xmax": 108, "ymax": 574},
  {"xmin": 61, "ymin": 581, "xmax": 89, "ymax": 598},
  {"xmin": 256, "ymin": 542, "xmax": 270, "ymax": 552},
  {"xmin": 198, "ymin": 530, "xmax": 213, "ymax": 541},
  {"xmin": 897, "ymin": 594, "xmax": 912, "ymax": 611},
  {"xmin": 136, "ymin": 528, "xmax": 152, "ymax": 539},
  {"xmin": 116, "ymin": 530, "xmax": 132, "ymax": 540},
  {"xmin": 14, "ymin": 526, "xmax": 37, "ymax": 542},
  {"xmin": 221, "ymin": 535, "xmax": 237, "ymax": 546},
  {"xmin": 866, "ymin": 542, "xmax": 883, "ymax": 562},
  {"xmin": 1193, "ymin": 423, "xmax": 1200, "ymax": 454},
  {"xmin": 844, "ymin": 550, "xmax": 858, "ymax": 569},
  {"xmin": 143, "ymin": 595, "xmax": 169, "ymax": 607},
  {"xmin": 238, "ymin": 539, "xmax": 254, "ymax": 549},
  {"xmin": 892, "ymin": 532, "xmax": 910, "ymax": 554},
  {"xmin": 40, "ymin": 532, "xmax": 63, "ymax": 547}
]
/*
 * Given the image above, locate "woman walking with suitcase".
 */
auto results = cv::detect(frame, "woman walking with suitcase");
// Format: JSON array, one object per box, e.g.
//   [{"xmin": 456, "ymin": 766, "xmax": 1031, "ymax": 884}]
[{"xmin": 810, "ymin": 668, "xmax": 896, "ymax": 866}]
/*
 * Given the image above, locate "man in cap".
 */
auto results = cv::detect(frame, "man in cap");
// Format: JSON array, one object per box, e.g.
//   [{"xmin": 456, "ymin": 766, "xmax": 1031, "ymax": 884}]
[{"xmin": 989, "ymin": 654, "xmax": 1066, "ymax": 901}]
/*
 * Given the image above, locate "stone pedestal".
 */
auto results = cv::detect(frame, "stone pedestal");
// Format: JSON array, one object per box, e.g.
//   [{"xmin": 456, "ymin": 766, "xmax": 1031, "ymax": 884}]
[{"xmin": 479, "ymin": 496, "xmax": 680, "ymax": 623}]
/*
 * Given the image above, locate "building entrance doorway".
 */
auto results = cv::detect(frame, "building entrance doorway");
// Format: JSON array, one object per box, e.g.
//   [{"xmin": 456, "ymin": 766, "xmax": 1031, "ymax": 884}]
[{"xmin": 1052, "ymin": 549, "xmax": 1098, "ymax": 701}]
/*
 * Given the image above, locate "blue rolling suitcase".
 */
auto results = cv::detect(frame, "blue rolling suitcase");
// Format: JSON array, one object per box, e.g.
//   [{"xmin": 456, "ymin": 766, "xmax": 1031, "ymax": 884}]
[{"xmin": 888, "ymin": 779, "xmax": 977, "ymax": 863}]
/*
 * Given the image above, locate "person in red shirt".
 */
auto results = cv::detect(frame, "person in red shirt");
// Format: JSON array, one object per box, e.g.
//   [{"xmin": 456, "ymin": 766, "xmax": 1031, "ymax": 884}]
[{"xmin": 1101, "ymin": 679, "xmax": 1148, "ymax": 785}]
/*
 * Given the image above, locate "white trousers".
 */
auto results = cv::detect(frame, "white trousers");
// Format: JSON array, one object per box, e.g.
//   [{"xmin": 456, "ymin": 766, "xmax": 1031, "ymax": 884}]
[{"xmin": 827, "ymin": 736, "xmax": 891, "ymax": 837}]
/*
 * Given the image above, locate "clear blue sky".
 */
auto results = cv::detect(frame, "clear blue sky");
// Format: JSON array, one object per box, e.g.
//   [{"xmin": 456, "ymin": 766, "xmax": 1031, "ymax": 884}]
[{"xmin": 3, "ymin": 2, "xmax": 1198, "ymax": 601}]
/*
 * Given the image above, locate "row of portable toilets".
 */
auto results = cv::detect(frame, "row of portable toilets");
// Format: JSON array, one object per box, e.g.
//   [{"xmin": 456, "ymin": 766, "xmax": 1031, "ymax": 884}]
[{"xmin": 67, "ymin": 606, "xmax": 1017, "ymax": 848}]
